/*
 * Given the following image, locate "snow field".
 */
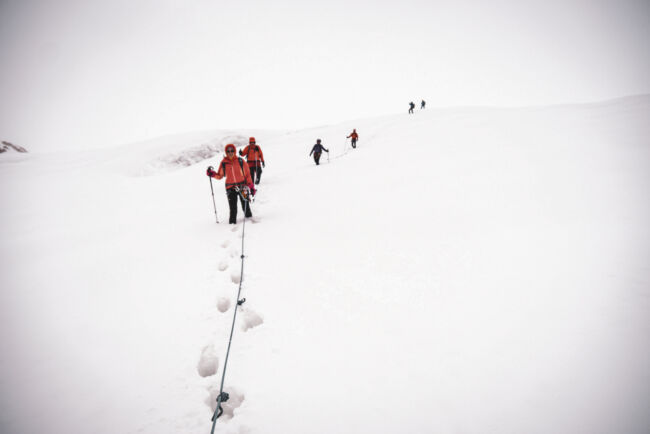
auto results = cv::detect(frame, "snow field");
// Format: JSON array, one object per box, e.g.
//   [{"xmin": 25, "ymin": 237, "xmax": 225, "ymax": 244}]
[{"xmin": 1, "ymin": 96, "xmax": 649, "ymax": 434}]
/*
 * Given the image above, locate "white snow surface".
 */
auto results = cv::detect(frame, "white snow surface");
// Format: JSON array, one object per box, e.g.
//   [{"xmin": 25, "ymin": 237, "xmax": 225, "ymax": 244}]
[{"xmin": 1, "ymin": 96, "xmax": 650, "ymax": 434}]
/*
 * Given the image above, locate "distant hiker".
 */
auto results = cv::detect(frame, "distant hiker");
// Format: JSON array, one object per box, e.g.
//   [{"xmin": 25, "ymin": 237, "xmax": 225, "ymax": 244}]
[
  {"xmin": 409, "ymin": 102, "xmax": 415, "ymax": 114},
  {"xmin": 207, "ymin": 144, "xmax": 254, "ymax": 224},
  {"xmin": 239, "ymin": 137, "xmax": 265, "ymax": 185},
  {"xmin": 309, "ymin": 139, "xmax": 329, "ymax": 165},
  {"xmin": 347, "ymin": 129, "xmax": 359, "ymax": 149},
  {"xmin": 421, "ymin": 100, "xmax": 426, "ymax": 109}
]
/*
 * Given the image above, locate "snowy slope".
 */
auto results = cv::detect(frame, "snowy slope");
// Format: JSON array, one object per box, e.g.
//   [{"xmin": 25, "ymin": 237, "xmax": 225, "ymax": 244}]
[{"xmin": 1, "ymin": 96, "xmax": 649, "ymax": 434}]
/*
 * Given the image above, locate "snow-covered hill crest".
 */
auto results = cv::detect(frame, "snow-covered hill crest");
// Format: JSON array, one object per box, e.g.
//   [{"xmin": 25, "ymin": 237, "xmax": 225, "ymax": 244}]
[{"xmin": 100, "ymin": 129, "xmax": 284, "ymax": 177}]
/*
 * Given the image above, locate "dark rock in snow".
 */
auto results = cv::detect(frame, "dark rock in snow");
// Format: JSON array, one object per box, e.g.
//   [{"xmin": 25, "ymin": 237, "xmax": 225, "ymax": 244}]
[{"xmin": 1, "ymin": 141, "xmax": 28, "ymax": 153}]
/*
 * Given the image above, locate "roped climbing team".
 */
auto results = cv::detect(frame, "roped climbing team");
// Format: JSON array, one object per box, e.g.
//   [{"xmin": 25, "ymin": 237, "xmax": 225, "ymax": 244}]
[{"xmin": 207, "ymin": 96, "xmax": 431, "ymax": 210}]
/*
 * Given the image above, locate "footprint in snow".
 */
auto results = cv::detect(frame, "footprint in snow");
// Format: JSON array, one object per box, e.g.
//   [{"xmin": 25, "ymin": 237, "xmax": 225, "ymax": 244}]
[
  {"xmin": 218, "ymin": 258, "xmax": 229, "ymax": 271},
  {"xmin": 205, "ymin": 385, "xmax": 245, "ymax": 420},
  {"xmin": 220, "ymin": 239, "xmax": 230, "ymax": 248},
  {"xmin": 197, "ymin": 344, "xmax": 219, "ymax": 377},
  {"xmin": 230, "ymin": 267, "xmax": 241, "ymax": 284},
  {"xmin": 217, "ymin": 297, "xmax": 230, "ymax": 313},
  {"xmin": 241, "ymin": 308, "xmax": 264, "ymax": 332}
]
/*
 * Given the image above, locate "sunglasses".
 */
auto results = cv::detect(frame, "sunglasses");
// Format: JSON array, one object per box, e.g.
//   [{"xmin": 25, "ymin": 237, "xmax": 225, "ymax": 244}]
[{"xmin": 226, "ymin": 149, "xmax": 235, "ymax": 154}]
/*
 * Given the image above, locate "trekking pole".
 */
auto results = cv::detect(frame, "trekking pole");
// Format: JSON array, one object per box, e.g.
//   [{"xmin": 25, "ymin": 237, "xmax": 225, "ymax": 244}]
[{"xmin": 208, "ymin": 169, "xmax": 219, "ymax": 223}]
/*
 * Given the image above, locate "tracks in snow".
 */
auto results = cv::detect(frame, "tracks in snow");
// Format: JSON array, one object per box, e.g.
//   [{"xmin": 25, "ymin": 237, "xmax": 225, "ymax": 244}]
[{"xmin": 196, "ymin": 194, "xmax": 266, "ymax": 428}]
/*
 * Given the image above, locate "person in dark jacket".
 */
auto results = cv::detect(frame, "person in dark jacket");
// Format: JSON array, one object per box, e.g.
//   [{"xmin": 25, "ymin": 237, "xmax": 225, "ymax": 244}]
[
  {"xmin": 409, "ymin": 101, "xmax": 415, "ymax": 114},
  {"xmin": 421, "ymin": 100, "xmax": 426, "ymax": 109},
  {"xmin": 309, "ymin": 139, "xmax": 329, "ymax": 165}
]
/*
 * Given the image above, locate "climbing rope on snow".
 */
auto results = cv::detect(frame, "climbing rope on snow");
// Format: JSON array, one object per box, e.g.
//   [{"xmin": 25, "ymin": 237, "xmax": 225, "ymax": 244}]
[{"xmin": 210, "ymin": 187, "xmax": 251, "ymax": 433}]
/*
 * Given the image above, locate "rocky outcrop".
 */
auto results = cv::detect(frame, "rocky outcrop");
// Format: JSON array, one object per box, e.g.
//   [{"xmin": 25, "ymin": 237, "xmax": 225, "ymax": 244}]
[{"xmin": 1, "ymin": 141, "xmax": 28, "ymax": 153}]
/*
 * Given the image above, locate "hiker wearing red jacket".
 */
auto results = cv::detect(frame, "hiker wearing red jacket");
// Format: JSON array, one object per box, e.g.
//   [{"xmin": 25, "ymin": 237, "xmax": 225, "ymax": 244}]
[
  {"xmin": 239, "ymin": 137, "xmax": 265, "ymax": 185},
  {"xmin": 346, "ymin": 129, "xmax": 359, "ymax": 149},
  {"xmin": 207, "ymin": 144, "xmax": 254, "ymax": 224}
]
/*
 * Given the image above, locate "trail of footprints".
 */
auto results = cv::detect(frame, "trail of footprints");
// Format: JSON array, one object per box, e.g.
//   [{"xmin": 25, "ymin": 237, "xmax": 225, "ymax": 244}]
[{"xmin": 197, "ymin": 222, "xmax": 265, "ymax": 425}]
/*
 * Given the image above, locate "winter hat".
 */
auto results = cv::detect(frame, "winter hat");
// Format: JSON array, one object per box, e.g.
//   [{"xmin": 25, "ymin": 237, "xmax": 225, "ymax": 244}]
[
  {"xmin": 316, "ymin": 139, "xmax": 321, "ymax": 143},
  {"xmin": 249, "ymin": 137, "xmax": 256, "ymax": 144},
  {"xmin": 225, "ymin": 144, "xmax": 236, "ymax": 154}
]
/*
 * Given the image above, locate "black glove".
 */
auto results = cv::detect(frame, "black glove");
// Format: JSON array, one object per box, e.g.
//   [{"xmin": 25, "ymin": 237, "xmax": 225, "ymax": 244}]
[
  {"xmin": 239, "ymin": 149, "xmax": 243, "ymax": 156},
  {"xmin": 262, "ymin": 161, "xmax": 265, "ymax": 168}
]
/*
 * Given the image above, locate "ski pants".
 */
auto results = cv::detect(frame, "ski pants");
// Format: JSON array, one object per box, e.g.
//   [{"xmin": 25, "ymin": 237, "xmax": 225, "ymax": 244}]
[
  {"xmin": 313, "ymin": 152, "xmax": 322, "ymax": 165},
  {"xmin": 250, "ymin": 164, "xmax": 262, "ymax": 184},
  {"xmin": 227, "ymin": 188, "xmax": 252, "ymax": 224},
  {"xmin": 351, "ymin": 138, "xmax": 357, "ymax": 148}
]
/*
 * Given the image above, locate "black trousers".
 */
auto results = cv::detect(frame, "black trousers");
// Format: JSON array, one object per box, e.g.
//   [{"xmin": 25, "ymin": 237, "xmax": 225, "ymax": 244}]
[
  {"xmin": 351, "ymin": 138, "xmax": 357, "ymax": 148},
  {"xmin": 227, "ymin": 188, "xmax": 252, "ymax": 224},
  {"xmin": 250, "ymin": 165, "xmax": 262, "ymax": 184},
  {"xmin": 313, "ymin": 152, "xmax": 321, "ymax": 165}
]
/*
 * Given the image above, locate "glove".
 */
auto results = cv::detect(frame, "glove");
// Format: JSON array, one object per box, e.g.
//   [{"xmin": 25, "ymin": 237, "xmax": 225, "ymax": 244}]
[
  {"xmin": 248, "ymin": 183, "xmax": 256, "ymax": 196},
  {"xmin": 239, "ymin": 149, "xmax": 243, "ymax": 156},
  {"xmin": 262, "ymin": 161, "xmax": 265, "ymax": 168},
  {"xmin": 206, "ymin": 166, "xmax": 216, "ymax": 177}
]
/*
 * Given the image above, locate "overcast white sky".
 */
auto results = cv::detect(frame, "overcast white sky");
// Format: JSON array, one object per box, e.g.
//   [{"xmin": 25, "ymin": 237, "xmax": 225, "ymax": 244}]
[{"xmin": 1, "ymin": 0, "xmax": 649, "ymax": 150}]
